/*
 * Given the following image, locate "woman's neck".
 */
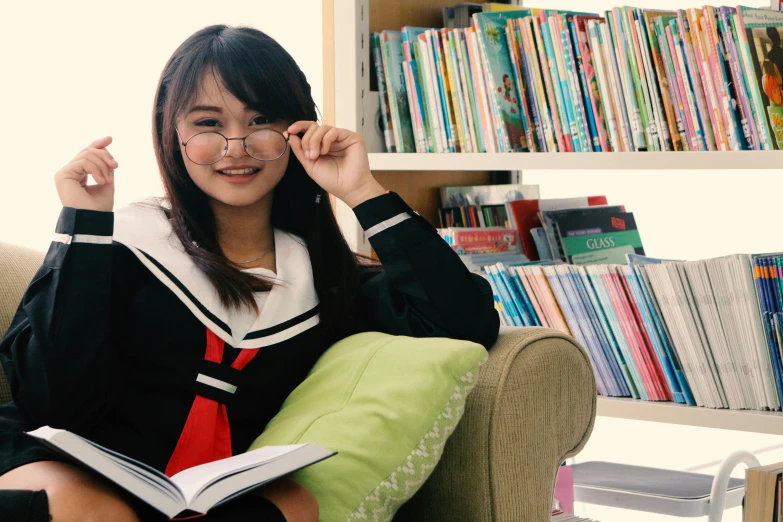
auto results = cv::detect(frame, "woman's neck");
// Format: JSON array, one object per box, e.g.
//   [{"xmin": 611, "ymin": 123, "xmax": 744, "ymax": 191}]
[{"xmin": 210, "ymin": 196, "xmax": 275, "ymax": 267}]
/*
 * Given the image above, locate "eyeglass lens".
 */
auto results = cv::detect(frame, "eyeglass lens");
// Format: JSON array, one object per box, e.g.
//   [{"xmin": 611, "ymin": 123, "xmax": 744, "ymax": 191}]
[{"xmin": 185, "ymin": 130, "xmax": 287, "ymax": 165}]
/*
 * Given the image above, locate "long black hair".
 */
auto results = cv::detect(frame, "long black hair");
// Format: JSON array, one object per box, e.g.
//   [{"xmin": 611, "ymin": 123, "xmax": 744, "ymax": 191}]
[{"xmin": 151, "ymin": 24, "xmax": 371, "ymax": 341}]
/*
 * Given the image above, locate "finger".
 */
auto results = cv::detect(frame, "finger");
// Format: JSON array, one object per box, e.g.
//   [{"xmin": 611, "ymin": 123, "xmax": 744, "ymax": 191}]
[
  {"xmin": 326, "ymin": 128, "xmax": 360, "ymax": 153},
  {"xmin": 308, "ymin": 125, "xmax": 332, "ymax": 158},
  {"xmin": 85, "ymin": 136, "xmax": 113, "ymax": 152},
  {"xmin": 77, "ymin": 158, "xmax": 109, "ymax": 185},
  {"xmin": 84, "ymin": 151, "xmax": 115, "ymax": 184},
  {"xmin": 76, "ymin": 151, "xmax": 110, "ymax": 183},
  {"xmin": 320, "ymin": 127, "xmax": 340, "ymax": 155},
  {"xmin": 286, "ymin": 120, "xmax": 317, "ymax": 136},
  {"xmin": 89, "ymin": 147, "xmax": 119, "ymax": 170},
  {"xmin": 286, "ymin": 133, "xmax": 312, "ymax": 169},
  {"xmin": 300, "ymin": 124, "xmax": 320, "ymax": 160}
]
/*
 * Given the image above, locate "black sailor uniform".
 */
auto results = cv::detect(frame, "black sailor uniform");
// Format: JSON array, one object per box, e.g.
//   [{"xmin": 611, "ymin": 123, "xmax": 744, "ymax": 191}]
[{"xmin": 0, "ymin": 191, "xmax": 499, "ymax": 514}]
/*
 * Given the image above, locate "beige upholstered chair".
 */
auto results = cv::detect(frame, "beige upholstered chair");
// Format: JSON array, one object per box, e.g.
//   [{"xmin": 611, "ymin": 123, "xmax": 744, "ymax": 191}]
[{"xmin": 0, "ymin": 240, "xmax": 596, "ymax": 521}]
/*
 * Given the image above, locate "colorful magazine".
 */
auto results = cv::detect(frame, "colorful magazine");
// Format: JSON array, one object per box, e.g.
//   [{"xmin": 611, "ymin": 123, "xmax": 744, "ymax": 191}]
[
  {"xmin": 379, "ymin": 31, "xmax": 416, "ymax": 153},
  {"xmin": 371, "ymin": 33, "xmax": 396, "ymax": 152},
  {"xmin": 737, "ymin": 7, "xmax": 783, "ymax": 149},
  {"xmin": 473, "ymin": 10, "xmax": 537, "ymax": 151}
]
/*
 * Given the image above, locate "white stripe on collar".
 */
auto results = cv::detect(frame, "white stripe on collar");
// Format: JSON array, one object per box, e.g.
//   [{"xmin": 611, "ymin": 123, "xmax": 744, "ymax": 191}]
[{"xmin": 113, "ymin": 203, "xmax": 320, "ymax": 349}]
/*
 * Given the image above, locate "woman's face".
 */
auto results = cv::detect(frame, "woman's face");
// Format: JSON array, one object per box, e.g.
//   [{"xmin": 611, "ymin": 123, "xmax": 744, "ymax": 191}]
[{"xmin": 175, "ymin": 73, "xmax": 291, "ymax": 209}]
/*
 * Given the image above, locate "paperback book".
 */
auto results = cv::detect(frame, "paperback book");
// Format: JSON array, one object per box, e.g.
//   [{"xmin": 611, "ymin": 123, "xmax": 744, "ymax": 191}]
[{"xmin": 26, "ymin": 426, "xmax": 335, "ymax": 519}]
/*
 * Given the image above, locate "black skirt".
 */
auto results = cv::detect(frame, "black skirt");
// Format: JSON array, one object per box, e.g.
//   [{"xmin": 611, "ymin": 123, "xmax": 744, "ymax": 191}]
[{"xmin": 0, "ymin": 402, "xmax": 286, "ymax": 522}]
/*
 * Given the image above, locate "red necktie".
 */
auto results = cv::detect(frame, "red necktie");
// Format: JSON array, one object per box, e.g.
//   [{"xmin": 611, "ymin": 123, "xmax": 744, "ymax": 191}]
[{"xmin": 165, "ymin": 328, "xmax": 259, "ymax": 477}]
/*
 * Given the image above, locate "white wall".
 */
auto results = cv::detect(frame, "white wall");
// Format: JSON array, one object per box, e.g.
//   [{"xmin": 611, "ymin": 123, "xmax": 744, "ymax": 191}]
[{"xmin": 0, "ymin": 0, "xmax": 322, "ymax": 250}]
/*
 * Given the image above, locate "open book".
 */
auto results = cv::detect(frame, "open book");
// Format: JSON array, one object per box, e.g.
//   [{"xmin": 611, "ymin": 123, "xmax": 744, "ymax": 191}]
[{"xmin": 27, "ymin": 426, "xmax": 335, "ymax": 518}]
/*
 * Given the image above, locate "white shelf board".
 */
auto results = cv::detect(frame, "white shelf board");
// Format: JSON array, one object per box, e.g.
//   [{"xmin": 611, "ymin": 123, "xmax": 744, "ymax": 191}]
[
  {"xmin": 369, "ymin": 151, "xmax": 783, "ymax": 171},
  {"xmin": 597, "ymin": 397, "xmax": 783, "ymax": 435}
]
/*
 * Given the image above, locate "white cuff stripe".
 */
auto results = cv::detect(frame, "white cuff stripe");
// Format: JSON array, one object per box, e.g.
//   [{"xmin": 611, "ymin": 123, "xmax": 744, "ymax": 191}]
[
  {"xmin": 52, "ymin": 233, "xmax": 112, "ymax": 245},
  {"xmin": 364, "ymin": 212, "xmax": 412, "ymax": 239},
  {"xmin": 196, "ymin": 374, "xmax": 237, "ymax": 394}
]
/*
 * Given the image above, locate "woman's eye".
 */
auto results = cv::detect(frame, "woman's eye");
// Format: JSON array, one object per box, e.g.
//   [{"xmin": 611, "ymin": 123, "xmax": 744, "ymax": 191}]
[
  {"xmin": 194, "ymin": 119, "xmax": 219, "ymax": 127},
  {"xmin": 252, "ymin": 116, "xmax": 276, "ymax": 125}
]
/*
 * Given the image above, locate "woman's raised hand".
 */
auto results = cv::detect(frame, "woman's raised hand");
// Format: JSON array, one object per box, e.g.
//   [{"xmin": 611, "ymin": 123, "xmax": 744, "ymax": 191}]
[
  {"xmin": 54, "ymin": 136, "xmax": 118, "ymax": 212},
  {"xmin": 285, "ymin": 121, "xmax": 385, "ymax": 208}
]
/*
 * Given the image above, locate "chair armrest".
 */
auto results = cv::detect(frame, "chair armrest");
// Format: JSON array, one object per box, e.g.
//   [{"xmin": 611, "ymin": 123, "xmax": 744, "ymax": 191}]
[
  {"xmin": 396, "ymin": 327, "xmax": 597, "ymax": 522},
  {"xmin": 0, "ymin": 242, "xmax": 46, "ymax": 405}
]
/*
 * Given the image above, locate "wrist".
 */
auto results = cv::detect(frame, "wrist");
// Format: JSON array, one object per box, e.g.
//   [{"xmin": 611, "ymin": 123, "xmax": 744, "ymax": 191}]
[{"xmin": 341, "ymin": 181, "xmax": 387, "ymax": 208}]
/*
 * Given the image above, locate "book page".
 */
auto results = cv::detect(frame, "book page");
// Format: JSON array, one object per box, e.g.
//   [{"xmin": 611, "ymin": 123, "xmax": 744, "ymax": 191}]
[{"xmin": 171, "ymin": 444, "xmax": 308, "ymax": 503}]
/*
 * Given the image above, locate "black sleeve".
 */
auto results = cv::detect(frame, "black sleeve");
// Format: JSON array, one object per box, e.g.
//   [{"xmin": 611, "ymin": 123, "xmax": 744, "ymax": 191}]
[
  {"xmin": 0, "ymin": 207, "xmax": 121, "ymax": 432},
  {"xmin": 353, "ymin": 192, "xmax": 500, "ymax": 349}
]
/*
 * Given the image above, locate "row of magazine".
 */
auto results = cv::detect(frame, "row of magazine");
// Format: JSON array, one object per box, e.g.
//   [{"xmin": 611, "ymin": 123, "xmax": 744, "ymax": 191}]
[
  {"xmin": 370, "ymin": 3, "xmax": 783, "ymax": 154},
  {"xmin": 552, "ymin": 511, "xmax": 600, "ymax": 522},
  {"xmin": 480, "ymin": 251, "xmax": 783, "ymax": 411},
  {"xmin": 435, "ymin": 184, "xmax": 646, "ymax": 275}
]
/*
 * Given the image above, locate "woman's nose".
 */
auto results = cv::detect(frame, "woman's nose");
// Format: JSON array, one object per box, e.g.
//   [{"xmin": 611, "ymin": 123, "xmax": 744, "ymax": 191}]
[{"xmin": 225, "ymin": 137, "xmax": 249, "ymax": 158}]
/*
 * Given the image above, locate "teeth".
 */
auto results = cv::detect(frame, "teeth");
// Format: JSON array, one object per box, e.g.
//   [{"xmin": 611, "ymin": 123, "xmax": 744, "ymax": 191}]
[{"xmin": 220, "ymin": 168, "xmax": 257, "ymax": 175}]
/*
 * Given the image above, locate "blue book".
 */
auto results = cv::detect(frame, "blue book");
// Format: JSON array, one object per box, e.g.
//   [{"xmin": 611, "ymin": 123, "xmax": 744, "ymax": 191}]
[
  {"xmin": 505, "ymin": 266, "xmax": 542, "ymax": 326},
  {"xmin": 511, "ymin": 20, "xmax": 546, "ymax": 151},
  {"xmin": 486, "ymin": 266, "xmax": 524, "ymax": 327},
  {"xmin": 754, "ymin": 257, "xmax": 783, "ymax": 405},
  {"xmin": 539, "ymin": 16, "xmax": 579, "ymax": 151},
  {"xmin": 669, "ymin": 20, "xmax": 707, "ymax": 151},
  {"xmin": 429, "ymin": 29, "xmax": 457, "ymax": 152},
  {"xmin": 577, "ymin": 269, "xmax": 636, "ymax": 398},
  {"xmin": 557, "ymin": 266, "xmax": 631, "ymax": 397},
  {"xmin": 579, "ymin": 268, "xmax": 645, "ymax": 400},
  {"xmin": 572, "ymin": 268, "xmax": 633, "ymax": 397},
  {"xmin": 627, "ymin": 254, "xmax": 697, "ymax": 405},
  {"xmin": 403, "ymin": 27, "xmax": 435, "ymax": 152},
  {"xmin": 371, "ymin": 33, "xmax": 396, "ymax": 153},
  {"xmin": 569, "ymin": 18, "xmax": 601, "ymax": 152},
  {"xmin": 543, "ymin": 267, "xmax": 621, "ymax": 396},
  {"xmin": 531, "ymin": 227, "xmax": 553, "ymax": 261},
  {"xmin": 482, "ymin": 268, "xmax": 511, "ymax": 326},
  {"xmin": 473, "ymin": 10, "xmax": 535, "ymax": 151},
  {"xmin": 496, "ymin": 264, "xmax": 534, "ymax": 326},
  {"xmin": 558, "ymin": 15, "xmax": 590, "ymax": 151},
  {"xmin": 622, "ymin": 265, "xmax": 685, "ymax": 403}
]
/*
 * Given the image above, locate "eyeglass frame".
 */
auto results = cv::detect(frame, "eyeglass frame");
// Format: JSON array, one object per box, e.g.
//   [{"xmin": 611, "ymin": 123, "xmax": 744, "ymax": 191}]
[{"xmin": 175, "ymin": 127, "xmax": 290, "ymax": 166}]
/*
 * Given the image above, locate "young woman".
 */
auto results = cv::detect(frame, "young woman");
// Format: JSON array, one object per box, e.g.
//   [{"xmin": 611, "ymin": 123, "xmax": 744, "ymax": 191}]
[{"xmin": 0, "ymin": 25, "xmax": 499, "ymax": 522}]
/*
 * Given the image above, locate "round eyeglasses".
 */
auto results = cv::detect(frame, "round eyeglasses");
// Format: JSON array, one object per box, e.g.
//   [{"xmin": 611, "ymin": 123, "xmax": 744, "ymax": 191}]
[{"xmin": 176, "ymin": 128, "xmax": 289, "ymax": 166}]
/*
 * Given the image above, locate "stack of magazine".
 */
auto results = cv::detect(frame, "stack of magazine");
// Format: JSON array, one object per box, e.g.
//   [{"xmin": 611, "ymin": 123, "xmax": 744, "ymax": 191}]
[
  {"xmin": 436, "ymin": 183, "xmax": 539, "ymax": 272},
  {"xmin": 371, "ymin": 2, "xmax": 783, "ymax": 153},
  {"xmin": 552, "ymin": 510, "xmax": 601, "ymax": 521},
  {"xmin": 481, "ymin": 251, "xmax": 783, "ymax": 411}
]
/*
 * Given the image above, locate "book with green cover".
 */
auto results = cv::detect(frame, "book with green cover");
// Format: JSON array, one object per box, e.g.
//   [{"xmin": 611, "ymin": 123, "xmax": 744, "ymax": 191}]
[
  {"xmin": 555, "ymin": 209, "xmax": 645, "ymax": 265},
  {"xmin": 379, "ymin": 31, "xmax": 416, "ymax": 152}
]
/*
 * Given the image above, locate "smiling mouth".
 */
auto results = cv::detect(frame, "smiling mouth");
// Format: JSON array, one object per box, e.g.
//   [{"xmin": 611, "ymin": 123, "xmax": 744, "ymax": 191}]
[{"xmin": 217, "ymin": 168, "xmax": 260, "ymax": 176}]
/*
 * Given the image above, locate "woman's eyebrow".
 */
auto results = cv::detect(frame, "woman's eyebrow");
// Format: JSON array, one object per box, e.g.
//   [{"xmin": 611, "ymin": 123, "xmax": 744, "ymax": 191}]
[{"xmin": 187, "ymin": 105, "xmax": 223, "ymax": 114}]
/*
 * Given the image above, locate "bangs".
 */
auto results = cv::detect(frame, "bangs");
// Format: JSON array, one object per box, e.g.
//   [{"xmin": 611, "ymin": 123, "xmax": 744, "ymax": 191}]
[{"xmin": 170, "ymin": 27, "xmax": 313, "ymax": 124}]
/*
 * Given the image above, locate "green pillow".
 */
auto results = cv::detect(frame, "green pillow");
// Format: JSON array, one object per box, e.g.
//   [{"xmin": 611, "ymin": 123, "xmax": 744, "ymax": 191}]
[{"xmin": 248, "ymin": 331, "xmax": 488, "ymax": 521}]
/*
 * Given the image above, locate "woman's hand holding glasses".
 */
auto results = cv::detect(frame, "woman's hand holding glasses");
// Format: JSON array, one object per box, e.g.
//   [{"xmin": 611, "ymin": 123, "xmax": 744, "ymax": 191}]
[
  {"xmin": 285, "ymin": 121, "xmax": 385, "ymax": 208},
  {"xmin": 54, "ymin": 136, "xmax": 118, "ymax": 212}
]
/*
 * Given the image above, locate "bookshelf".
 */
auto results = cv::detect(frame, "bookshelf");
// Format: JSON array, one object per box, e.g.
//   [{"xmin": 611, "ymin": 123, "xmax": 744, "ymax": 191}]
[
  {"xmin": 322, "ymin": 0, "xmax": 783, "ymax": 435},
  {"xmin": 597, "ymin": 397, "xmax": 783, "ymax": 436},
  {"xmin": 368, "ymin": 151, "xmax": 783, "ymax": 171}
]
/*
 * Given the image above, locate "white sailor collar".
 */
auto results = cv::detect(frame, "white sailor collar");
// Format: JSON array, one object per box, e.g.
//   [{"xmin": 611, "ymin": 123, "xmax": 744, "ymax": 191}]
[{"xmin": 113, "ymin": 202, "xmax": 320, "ymax": 349}]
